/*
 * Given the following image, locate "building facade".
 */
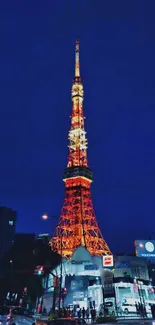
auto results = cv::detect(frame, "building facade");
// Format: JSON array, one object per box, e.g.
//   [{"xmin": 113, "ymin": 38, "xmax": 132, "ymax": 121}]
[
  {"xmin": 0, "ymin": 207, "xmax": 17, "ymax": 261},
  {"xmin": 43, "ymin": 246, "xmax": 105, "ymax": 312},
  {"xmin": 113, "ymin": 255, "xmax": 155, "ymax": 315}
]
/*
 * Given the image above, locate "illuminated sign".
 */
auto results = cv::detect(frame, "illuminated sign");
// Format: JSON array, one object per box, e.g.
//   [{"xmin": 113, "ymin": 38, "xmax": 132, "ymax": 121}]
[
  {"xmin": 84, "ymin": 264, "xmax": 98, "ymax": 270},
  {"xmin": 145, "ymin": 242, "xmax": 154, "ymax": 252},
  {"xmin": 135, "ymin": 240, "xmax": 155, "ymax": 262},
  {"xmin": 103, "ymin": 255, "xmax": 113, "ymax": 267}
]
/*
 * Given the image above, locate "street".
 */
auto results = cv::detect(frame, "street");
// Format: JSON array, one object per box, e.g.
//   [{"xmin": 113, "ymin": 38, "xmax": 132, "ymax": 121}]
[
  {"xmin": 102, "ymin": 319, "xmax": 151, "ymax": 324},
  {"xmin": 102, "ymin": 320, "xmax": 155, "ymax": 325}
]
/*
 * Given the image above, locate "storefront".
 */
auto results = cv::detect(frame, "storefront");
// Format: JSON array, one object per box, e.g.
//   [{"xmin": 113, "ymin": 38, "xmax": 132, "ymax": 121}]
[{"xmin": 43, "ymin": 246, "xmax": 104, "ymax": 313}]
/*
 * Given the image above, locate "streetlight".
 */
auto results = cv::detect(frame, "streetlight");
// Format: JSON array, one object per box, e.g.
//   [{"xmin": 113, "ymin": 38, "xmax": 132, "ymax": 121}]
[
  {"xmin": 42, "ymin": 214, "xmax": 49, "ymax": 220},
  {"xmin": 41, "ymin": 214, "xmax": 58, "ymax": 222},
  {"xmin": 10, "ymin": 260, "xmax": 13, "ymax": 269},
  {"xmin": 41, "ymin": 213, "xmax": 63, "ymax": 313}
]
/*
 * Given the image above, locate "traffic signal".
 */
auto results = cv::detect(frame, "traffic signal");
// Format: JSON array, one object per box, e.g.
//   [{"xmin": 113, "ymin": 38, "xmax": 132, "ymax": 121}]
[
  {"xmin": 34, "ymin": 265, "xmax": 44, "ymax": 275},
  {"xmin": 23, "ymin": 287, "xmax": 27, "ymax": 294},
  {"xmin": 63, "ymin": 287, "xmax": 67, "ymax": 295},
  {"xmin": 61, "ymin": 287, "xmax": 67, "ymax": 295}
]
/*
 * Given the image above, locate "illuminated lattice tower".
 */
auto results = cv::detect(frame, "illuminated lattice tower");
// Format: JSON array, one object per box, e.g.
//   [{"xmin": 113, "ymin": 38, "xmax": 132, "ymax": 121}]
[{"xmin": 50, "ymin": 40, "xmax": 111, "ymax": 259}]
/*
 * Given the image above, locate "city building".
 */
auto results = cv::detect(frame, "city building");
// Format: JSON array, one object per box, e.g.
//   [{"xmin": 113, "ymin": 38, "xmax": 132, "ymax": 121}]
[
  {"xmin": 5, "ymin": 233, "xmax": 36, "ymax": 272},
  {"xmin": 134, "ymin": 239, "xmax": 155, "ymax": 287},
  {"xmin": 14, "ymin": 233, "xmax": 36, "ymax": 245},
  {"xmin": 37, "ymin": 233, "xmax": 50, "ymax": 245},
  {"xmin": 113, "ymin": 255, "xmax": 154, "ymax": 315},
  {"xmin": 43, "ymin": 246, "xmax": 107, "ymax": 312},
  {"xmin": 0, "ymin": 207, "xmax": 17, "ymax": 262}
]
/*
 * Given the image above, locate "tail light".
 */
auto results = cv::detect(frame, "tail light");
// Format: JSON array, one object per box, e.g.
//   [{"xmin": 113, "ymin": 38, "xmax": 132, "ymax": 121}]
[{"xmin": 7, "ymin": 314, "xmax": 11, "ymax": 321}]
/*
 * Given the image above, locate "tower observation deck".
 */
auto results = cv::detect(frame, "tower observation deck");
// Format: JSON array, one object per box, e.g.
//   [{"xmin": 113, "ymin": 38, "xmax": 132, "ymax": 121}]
[{"xmin": 49, "ymin": 40, "xmax": 111, "ymax": 259}]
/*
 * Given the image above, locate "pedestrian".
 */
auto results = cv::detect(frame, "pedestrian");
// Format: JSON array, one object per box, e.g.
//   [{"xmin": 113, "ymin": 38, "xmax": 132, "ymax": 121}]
[
  {"xmin": 135, "ymin": 302, "xmax": 139, "ymax": 315},
  {"xmin": 78, "ymin": 308, "xmax": 81, "ymax": 318},
  {"xmin": 91, "ymin": 308, "xmax": 96, "ymax": 323},
  {"xmin": 151, "ymin": 304, "xmax": 155, "ymax": 320},
  {"xmin": 86, "ymin": 308, "xmax": 89, "ymax": 321},
  {"xmin": 93, "ymin": 308, "xmax": 96, "ymax": 322},
  {"xmin": 43, "ymin": 307, "xmax": 47, "ymax": 315},
  {"xmin": 90, "ymin": 309, "xmax": 93, "ymax": 322},
  {"xmin": 82, "ymin": 307, "xmax": 85, "ymax": 319}
]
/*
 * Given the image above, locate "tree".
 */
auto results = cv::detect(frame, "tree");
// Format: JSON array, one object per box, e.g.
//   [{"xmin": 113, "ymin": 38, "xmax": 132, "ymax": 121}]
[{"xmin": 0, "ymin": 237, "xmax": 61, "ymax": 306}]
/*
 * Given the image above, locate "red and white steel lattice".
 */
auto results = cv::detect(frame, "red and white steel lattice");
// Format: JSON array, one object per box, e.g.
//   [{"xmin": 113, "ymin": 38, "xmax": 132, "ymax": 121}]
[{"xmin": 49, "ymin": 40, "xmax": 111, "ymax": 259}]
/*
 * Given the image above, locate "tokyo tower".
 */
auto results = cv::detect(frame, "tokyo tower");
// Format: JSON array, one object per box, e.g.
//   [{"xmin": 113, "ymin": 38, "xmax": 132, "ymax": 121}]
[{"xmin": 49, "ymin": 40, "xmax": 111, "ymax": 259}]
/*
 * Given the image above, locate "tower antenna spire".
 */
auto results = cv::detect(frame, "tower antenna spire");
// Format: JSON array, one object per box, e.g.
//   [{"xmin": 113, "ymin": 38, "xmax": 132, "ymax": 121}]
[{"xmin": 75, "ymin": 39, "xmax": 80, "ymax": 77}]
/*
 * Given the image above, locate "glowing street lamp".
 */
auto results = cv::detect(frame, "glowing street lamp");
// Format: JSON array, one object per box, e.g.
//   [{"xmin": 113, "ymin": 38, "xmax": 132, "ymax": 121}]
[
  {"xmin": 41, "ymin": 214, "xmax": 49, "ymax": 220},
  {"xmin": 41, "ymin": 214, "xmax": 57, "ymax": 221},
  {"xmin": 10, "ymin": 260, "xmax": 13, "ymax": 269}
]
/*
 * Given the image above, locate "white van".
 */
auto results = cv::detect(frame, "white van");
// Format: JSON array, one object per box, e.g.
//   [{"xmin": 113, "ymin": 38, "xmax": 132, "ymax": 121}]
[
  {"xmin": 121, "ymin": 299, "xmax": 137, "ymax": 314},
  {"xmin": 121, "ymin": 298, "xmax": 151, "ymax": 315}
]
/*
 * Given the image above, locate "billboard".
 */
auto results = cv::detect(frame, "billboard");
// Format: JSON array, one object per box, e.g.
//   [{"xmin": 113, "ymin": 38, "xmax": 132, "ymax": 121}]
[
  {"xmin": 135, "ymin": 240, "xmax": 155, "ymax": 262},
  {"xmin": 103, "ymin": 255, "xmax": 113, "ymax": 267}
]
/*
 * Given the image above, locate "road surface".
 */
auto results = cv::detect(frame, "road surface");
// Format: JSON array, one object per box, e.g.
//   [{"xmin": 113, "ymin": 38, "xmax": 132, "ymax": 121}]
[{"xmin": 100, "ymin": 320, "xmax": 154, "ymax": 325}]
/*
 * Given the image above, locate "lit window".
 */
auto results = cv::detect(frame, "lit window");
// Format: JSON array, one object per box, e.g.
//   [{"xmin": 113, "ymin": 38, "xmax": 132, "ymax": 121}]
[{"xmin": 9, "ymin": 221, "xmax": 13, "ymax": 226}]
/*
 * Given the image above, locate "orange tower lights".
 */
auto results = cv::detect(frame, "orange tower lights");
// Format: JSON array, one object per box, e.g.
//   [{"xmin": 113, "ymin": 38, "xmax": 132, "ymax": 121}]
[{"xmin": 49, "ymin": 40, "xmax": 111, "ymax": 259}]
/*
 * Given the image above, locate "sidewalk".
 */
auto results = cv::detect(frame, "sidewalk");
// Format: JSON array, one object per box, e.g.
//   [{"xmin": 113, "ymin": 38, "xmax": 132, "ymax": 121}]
[{"xmin": 117, "ymin": 319, "xmax": 152, "ymax": 324}]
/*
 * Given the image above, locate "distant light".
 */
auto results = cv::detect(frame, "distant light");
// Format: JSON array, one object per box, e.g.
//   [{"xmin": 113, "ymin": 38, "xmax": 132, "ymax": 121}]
[
  {"xmin": 42, "ymin": 214, "xmax": 48, "ymax": 220},
  {"xmin": 10, "ymin": 260, "xmax": 13, "ymax": 263},
  {"xmin": 23, "ymin": 287, "xmax": 27, "ymax": 293},
  {"xmin": 139, "ymin": 243, "xmax": 143, "ymax": 248}
]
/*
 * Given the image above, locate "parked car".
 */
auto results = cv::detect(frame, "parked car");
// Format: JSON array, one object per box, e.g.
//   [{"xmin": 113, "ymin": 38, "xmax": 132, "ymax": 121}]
[
  {"xmin": 0, "ymin": 306, "xmax": 11, "ymax": 324},
  {"xmin": 48, "ymin": 318, "xmax": 86, "ymax": 325},
  {"xmin": 0, "ymin": 306, "xmax": 35, "ymax": 325}
]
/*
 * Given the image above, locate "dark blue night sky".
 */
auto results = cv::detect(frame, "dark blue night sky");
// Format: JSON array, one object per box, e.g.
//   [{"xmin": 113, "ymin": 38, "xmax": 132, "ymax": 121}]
[{"xmin": 0, "ymin": 0, "xmax": 155, "ymax": 253}]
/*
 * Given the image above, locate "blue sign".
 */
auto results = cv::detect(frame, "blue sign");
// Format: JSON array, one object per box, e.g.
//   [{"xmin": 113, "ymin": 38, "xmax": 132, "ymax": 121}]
[
  {"xmin": 84, "ymin": 264, "xmax": 98, "ymax": 270},
  {"xmin": 115, "ymin": 261, "xmax": 131, "ymax": 268}
]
